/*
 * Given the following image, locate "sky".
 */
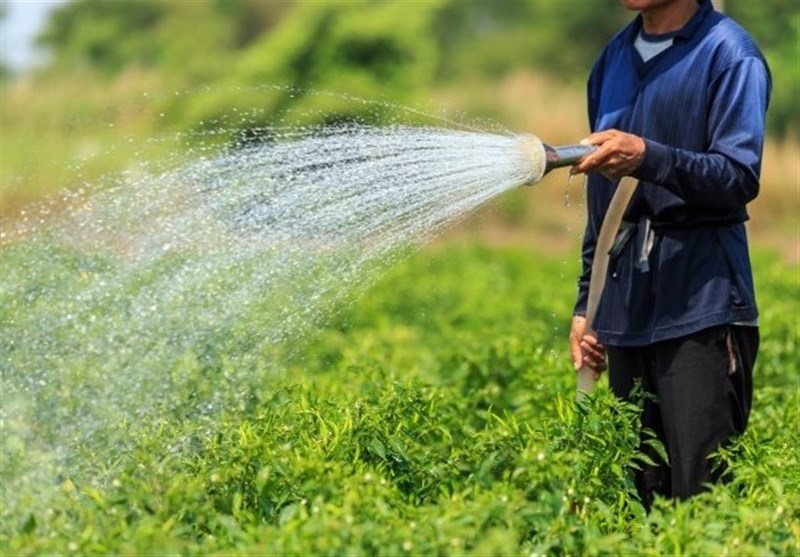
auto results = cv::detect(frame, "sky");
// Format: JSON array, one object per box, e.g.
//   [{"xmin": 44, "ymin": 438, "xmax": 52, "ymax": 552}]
[{"xmin": 1, "ymin": 0, "xmax": 67, "ymax": 71}]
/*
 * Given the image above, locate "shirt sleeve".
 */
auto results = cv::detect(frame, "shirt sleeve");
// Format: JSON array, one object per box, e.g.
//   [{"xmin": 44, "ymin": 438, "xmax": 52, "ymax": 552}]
[{"xmin": 632, "ymin": 57, "xmax": 771, "ymax": 210}]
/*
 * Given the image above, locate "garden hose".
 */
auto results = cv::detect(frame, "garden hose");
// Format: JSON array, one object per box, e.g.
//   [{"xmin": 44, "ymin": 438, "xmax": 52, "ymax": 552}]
[{"xmin": 577, "ymin": 176, "xmax": 639, "ymax": 400}]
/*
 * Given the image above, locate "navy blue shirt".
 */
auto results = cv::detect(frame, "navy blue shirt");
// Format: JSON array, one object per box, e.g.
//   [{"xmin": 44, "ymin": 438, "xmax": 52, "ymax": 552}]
[{"xmin": 575, "ymin": 0, "xmax": 771, "ymax": 346}]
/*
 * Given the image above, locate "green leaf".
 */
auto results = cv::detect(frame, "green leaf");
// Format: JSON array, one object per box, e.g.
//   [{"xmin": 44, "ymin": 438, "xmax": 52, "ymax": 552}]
[
  {"xmin": 368, "ymin": 438, "xmax": 386, "ymax": 460},
  {"xmin": 21, "ymin": 514, "xmax": 36, "ymax": 535},
  {"xmin": 643, "ymin": 438, "xmax": 669, "ymax": 465},
  {"xmin": 632, "ymin": 452, "xmax": 658, "ymax": 467},
  {"xmin": 278, "ymin": 503, "xmax": 297, "ymax": 526}
]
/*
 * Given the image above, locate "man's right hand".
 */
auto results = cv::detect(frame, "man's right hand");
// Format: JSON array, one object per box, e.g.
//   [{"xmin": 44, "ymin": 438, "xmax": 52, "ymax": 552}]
[
  {"xmin": 569, "ymin": 315, "xmax": 607, "ymax": 373},
  {"xmin": 571, "ymin": 129, "xmax": 645, "ymax": 180}
]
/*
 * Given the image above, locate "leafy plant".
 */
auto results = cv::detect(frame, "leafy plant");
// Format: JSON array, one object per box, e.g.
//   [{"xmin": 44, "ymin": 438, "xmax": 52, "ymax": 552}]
[{"xmin": 1, "ymin": 245, "xmax": 796, "ymax": 555}]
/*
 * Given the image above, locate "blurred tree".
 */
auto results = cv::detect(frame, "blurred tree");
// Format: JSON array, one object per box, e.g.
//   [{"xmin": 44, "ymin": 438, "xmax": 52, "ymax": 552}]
[
  {"xmin": 213, "ymin": 0, "xmax": 294, "ymax": 49},
  {"xmin": 32, "ymin": 0, "xmax": 797, "ymax": 137},
  {"xmin": 179, "ymin": 0, "xmax": 445, "ymax": 142},
  {"xmin": 431, "ymin": 0, "xmax": 628, "ymax": 83},
  {"xmin": 526, "ymin": 1, "xmax": 631, "ymax": 79},
  {"xmin": 38, "ymin": 0, "xmax": 171, "ymax": 75},
  {"xmin": 36, "ymin": 0, "xmax": 292, "ymax": 81}
]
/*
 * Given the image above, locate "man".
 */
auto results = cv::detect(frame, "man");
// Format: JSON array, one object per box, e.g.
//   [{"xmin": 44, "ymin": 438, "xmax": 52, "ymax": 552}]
[{"xmin": 568, "ymin": 0, "xmax": 771, "ymax": 509}]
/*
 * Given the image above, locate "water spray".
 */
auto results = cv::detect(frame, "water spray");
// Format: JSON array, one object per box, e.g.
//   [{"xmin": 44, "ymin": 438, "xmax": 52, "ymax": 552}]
[{"xmin": 1, "ymin": 124, "xmax": 606, "ymax": 514}]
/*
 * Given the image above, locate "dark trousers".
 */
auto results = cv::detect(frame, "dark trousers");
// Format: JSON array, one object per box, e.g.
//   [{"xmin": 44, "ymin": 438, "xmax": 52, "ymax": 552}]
[{"xmin": 607, "ymin": 325, "xmax": 758, "ymax": 509}]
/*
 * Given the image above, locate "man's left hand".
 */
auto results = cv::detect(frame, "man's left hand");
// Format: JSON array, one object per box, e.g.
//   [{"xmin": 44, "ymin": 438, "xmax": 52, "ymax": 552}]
[{"xmin": 571, "ymin": 129, "xmax": 645, "ymax": 179}]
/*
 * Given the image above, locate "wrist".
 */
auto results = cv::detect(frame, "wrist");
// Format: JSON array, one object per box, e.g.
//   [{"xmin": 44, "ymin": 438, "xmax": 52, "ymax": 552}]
[{"xmin": 632, "ymin": 137, "xmax": 670, "ymax": 183}]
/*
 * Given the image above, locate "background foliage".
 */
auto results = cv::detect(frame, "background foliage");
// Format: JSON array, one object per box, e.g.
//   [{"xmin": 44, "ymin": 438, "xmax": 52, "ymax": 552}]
[
  {"xmin": 2, "ymin": 0, "xmax": 797, "ymax": 239},
  {"xmin": 24, "ymin": 0, "xmax": 800, "ymax": 135}
]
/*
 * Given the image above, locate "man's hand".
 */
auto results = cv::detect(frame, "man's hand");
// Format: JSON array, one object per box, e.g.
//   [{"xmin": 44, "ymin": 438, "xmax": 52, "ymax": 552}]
[
  {"xmin": 571, "ymin": 129, "xmax": 645, "ymax": 179},
  {"xmin": 569, "ymin": 315, "xmax": 607, "ymax": 373}
]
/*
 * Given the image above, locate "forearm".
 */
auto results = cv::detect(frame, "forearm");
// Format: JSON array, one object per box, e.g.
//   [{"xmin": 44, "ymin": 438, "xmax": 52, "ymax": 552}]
[{"xmin": 633, "ymin": 140, "xmax": 760, "ymax": 210}]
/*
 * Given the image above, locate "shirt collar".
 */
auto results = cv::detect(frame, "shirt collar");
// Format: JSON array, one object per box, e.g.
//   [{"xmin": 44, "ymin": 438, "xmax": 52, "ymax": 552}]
[{"xmin": 628, "ymin": 0, "xmax": 714, "ymax": 44}]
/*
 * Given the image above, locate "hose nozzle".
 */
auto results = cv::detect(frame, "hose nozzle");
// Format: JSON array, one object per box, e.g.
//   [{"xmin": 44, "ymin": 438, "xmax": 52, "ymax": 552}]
[
  {"xmin": 515, "ymin": 134, "xmax": 596, "ymax": 185},
  {"xmin": 543, "ymin": 143, "xmax": 597, "ymax": 172}
]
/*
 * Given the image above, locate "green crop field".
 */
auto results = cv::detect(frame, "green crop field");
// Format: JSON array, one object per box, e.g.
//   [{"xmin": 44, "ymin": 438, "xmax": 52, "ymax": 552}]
[{"xmin": 1, "ymin": 243, "xmax": 797, "ymax": 556}]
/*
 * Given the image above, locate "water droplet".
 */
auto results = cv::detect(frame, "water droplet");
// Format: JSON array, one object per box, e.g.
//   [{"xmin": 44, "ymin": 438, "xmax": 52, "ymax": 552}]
[{"xmin": 564, "ymin": 173, "xmax": 573, "ymax": 207}]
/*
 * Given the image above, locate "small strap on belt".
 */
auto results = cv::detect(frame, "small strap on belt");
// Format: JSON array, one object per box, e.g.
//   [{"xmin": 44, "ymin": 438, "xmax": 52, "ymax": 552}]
[{"xmin": 607, "ymin": 216, "xmax": 655, "ymax": 273}]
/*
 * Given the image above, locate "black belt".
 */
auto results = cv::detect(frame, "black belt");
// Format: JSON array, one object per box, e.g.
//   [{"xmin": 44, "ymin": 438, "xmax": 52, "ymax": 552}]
[{"xmin": 608, "ymin": 217, "xmax": 654, "ymax": 273}]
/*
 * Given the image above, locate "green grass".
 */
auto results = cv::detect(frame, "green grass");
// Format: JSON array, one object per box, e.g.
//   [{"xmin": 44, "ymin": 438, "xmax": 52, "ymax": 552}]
[{"xmin": 0, "ymin": 243, "xmax": 797, "ymax": 555}]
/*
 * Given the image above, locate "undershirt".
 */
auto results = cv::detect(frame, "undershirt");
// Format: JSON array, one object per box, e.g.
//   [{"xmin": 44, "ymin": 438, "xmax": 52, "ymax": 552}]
[{"xmin": 634, "ymin": 30, "xmax": 676, "ymax": 62}]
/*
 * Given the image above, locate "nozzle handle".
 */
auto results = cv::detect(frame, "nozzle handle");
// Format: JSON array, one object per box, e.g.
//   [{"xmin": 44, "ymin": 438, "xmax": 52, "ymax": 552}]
[{"xmin": 544, "ymin": 144, "xmax": 597, "ymax": 172}]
